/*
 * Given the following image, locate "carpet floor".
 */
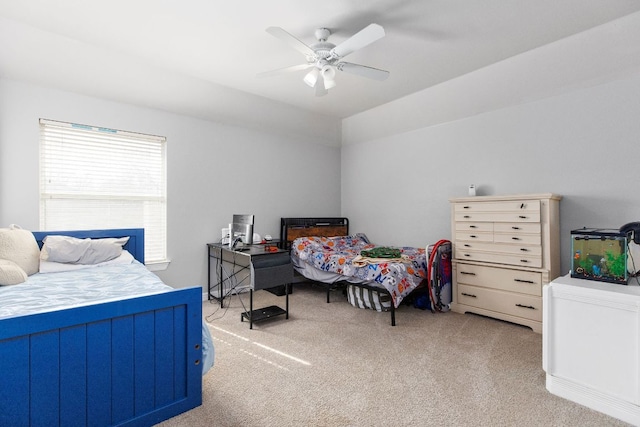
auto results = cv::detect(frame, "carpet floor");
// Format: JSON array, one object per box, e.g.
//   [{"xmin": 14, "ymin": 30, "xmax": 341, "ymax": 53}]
[{"xmin": 158, "ymin": 283, "xmax": 629, "ymax": 427}]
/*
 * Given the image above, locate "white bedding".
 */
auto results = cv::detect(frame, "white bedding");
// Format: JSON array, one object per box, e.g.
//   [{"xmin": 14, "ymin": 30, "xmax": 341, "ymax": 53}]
[{"xmin": 0, "ymin": 256, "xmax": 170, "ymax": 319}]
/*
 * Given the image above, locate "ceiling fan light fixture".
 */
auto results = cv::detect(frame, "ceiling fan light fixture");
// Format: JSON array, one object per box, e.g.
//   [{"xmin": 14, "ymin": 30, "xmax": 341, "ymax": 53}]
[
  {"xmin": 321, "ymin": 65, "xmax": 336, "ymax": 89},
  {"xmin": 324, "ymin": 78, "xmax": 336, "ymax": 90},
  {"xmin": 303, "ymin": 68, "xmax": 319, "ymax": 87},
  {"xmin": 321, "ymin": 65, "xmax": 336, "ymax": 80}
]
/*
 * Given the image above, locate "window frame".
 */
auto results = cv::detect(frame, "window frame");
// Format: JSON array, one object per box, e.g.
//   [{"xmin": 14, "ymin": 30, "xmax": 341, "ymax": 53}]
[{"xmin": 39, "ymin": 118, "xmax": 168, "ymax": 267}]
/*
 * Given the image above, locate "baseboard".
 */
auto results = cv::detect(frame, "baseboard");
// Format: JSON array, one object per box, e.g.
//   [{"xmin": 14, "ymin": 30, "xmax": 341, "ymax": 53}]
[
  {"xmin": 450, "ymin": 302, "xmax": 541, "ymax": 333},
  {"xmin": 202, "ymin": 287, "xmax": 250, "ymax": 302},
  {"xmin": 546, "ymin": 374, "xmax": 640, "ymax": 425}
]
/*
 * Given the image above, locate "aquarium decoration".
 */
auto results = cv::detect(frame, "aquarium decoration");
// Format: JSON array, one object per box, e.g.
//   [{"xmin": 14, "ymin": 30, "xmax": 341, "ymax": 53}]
[{"xmin": 571, "ymin": 228, "xmax": 628, "ymax": 285}]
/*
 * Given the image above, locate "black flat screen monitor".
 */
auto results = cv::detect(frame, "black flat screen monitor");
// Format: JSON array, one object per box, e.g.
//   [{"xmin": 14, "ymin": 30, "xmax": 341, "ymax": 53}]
[{"xmin": 231, "ymin": 214, "xmax": 254, "ymax": 245}]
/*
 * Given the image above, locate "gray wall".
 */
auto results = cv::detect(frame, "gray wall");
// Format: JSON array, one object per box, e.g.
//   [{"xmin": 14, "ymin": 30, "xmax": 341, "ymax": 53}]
[
  {"xmin": 341, "ymin": 13, "xmax": 640, "ymax": 276},
  {"xmin": 342, "ymin": 74, "xmax": 640, "ymax": 275},
  {"xmin": 0, "ymin": 79, "xmax": 342, "ymax": 290}
]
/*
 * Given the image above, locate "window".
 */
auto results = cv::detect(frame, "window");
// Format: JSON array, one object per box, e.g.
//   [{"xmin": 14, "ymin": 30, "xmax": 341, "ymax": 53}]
[{"xmin": 39, "ymin": 119, "xmax": 167, "ymax": 264}]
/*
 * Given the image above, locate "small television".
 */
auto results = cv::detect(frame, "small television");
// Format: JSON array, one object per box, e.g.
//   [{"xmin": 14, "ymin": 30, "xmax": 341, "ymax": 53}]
[{"xmin": 230, "ymin": 214, "xmax": 254, "ymax": 246}]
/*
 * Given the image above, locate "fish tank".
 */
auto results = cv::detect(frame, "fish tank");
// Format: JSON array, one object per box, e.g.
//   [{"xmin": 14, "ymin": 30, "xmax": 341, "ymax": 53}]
[{"xmin": 571, "ymin": 228, "xmax": 628, "ymax": 285}]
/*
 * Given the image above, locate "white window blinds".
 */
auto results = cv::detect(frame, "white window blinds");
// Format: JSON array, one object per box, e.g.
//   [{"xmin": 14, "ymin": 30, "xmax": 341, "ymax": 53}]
[{"xmin": 39, "ymin": 119, "xmax": 167, "ymax": 263}]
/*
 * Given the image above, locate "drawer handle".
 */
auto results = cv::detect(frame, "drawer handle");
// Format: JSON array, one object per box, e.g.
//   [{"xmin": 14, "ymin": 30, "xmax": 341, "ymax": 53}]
[
  {"xmin": 463, "ymin": 206, "xmax": 470, "ymax": 209},
  {"xmin": 514, "ymin": 279, "xmax": 535, "ymax": 284},
  {"xmin": 520, "ymin": 203, "xmax": 525, "ymax": 209},
  {"xmin": 520, "ymin": 259, "xmax": 529, "ymax": 263},
  {"xmin": 512, "ymin": 237, "xmax": 521, "ymax": 240},
  {"xmin": 464, "ymin": 254, "xmax": 471, "ymax": 257},
  {"xmin": 469, "ymin": 225, "xmax": 477, "ymax": 228},
  {"xmin": 516, "ymin": 303, "xmax": 536, "ymax": 310},
  {"xmin": 460, "ymin": 271, "xmax": 476, "ymax": 276},
  {"xmin": 464, "ymin": 244, "xmax": 471, "ymax": 247},
  {"xmin": 520, "ymin": 248, "xmax": 528, "ymax": 251},
  {"xmin": 470, "ymin": 235, "xmax": 477, "ymax": 238},
  {"xmin": 464, "ymin": 215, "xmax": 471, "ymax": 219},
  {"xmin": 519, "ymin": 215, "xmax": 527, "ymax": 219},
  {"xmin": 461, "ymin": 292, "xmax": 477, "ymax": 298},
  {"xmin": 512, "ymin": 226, "xmax": 521, "ymax": 230}
]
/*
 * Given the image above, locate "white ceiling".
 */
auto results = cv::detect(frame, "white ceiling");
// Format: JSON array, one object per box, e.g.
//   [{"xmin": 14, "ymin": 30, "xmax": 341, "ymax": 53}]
[{"xmin": 1, "ymin": 0, "xmax": 640, "ymax": 120}]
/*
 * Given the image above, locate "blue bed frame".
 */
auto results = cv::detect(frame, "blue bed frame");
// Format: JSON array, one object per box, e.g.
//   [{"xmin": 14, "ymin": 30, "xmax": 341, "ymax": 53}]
[{"xmin": 0, "ymin": 229, "xmax": 203, "ymax": 426}]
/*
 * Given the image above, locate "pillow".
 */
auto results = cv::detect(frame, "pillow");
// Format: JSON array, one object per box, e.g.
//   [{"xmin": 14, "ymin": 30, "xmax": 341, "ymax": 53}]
[
  {"xmin": 41, "ymin": 235, "xmax": 130, "ymax": 265},
  {"xmin": 39, "ymin": 250, "xmax": 135, "ymax": 273},
  {"xmin": 0, "ymin": 225, "xmax": 40, "ymax": 275},
  {"xmin": 0, "ymin": 259, "xmax": 28, "ymax": 285}
]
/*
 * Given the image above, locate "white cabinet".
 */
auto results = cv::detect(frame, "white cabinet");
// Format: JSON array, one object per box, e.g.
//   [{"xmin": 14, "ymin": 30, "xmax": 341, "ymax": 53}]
[
  {"xmin": 543, "ymin": 275, "xmax": 640, "ymax": 425},
  {"xmin": 450, "ymin": 193, "xmax": 561, "ymax": 333}
]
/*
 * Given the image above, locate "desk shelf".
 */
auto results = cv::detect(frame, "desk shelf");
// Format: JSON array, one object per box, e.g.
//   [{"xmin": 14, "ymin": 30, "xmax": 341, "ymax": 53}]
[{"xmin": 241, "ymin": 305, "xmax": 288, "ymax": 323}]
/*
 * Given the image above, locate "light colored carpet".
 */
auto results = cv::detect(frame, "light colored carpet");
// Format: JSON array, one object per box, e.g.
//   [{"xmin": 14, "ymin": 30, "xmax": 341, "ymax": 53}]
[{"xmin": 158, "ymin": 284, "xmax": 629, "ymax": 427}]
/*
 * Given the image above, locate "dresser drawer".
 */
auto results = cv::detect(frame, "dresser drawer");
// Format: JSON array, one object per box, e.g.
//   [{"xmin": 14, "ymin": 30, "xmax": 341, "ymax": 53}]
[
  {"xmin": 454, "ymin": 199, "xmax": 540, "ymax": 214},
  {"xmin": 494, "ymin": 223, "xmax": 541, "ymax": 234},
  {"xmin": 456, "ymin": 263, "xmax": 542, "ymax": 296},
  {"xmin": 455, "ymin": 211, "xmax": 540, "ymax": 223},
  {"xmin": 457, "ymin": 284, "xmax": 542, "ymax": 321},
  {"xmin": 455, "ymin": 231, "xmax": 493, "ymax": 243},
  {"xmin": 456, "ymin": 241, "xmax": 542, "ymax": 257},
  {"xmin": 456, "ymin": 250, "xmax": 542, "ymax": 268},
  {"xmin": 455, "ymin": 222, "xmax": 494, "ymax": 232},
  {"xmin": 493, "ymin": 233, "xmax": 541, "ymax": 245}
]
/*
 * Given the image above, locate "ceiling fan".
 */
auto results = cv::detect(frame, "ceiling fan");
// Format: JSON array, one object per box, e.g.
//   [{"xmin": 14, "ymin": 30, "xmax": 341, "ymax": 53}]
[{"xmin": 257, "ymin": 23, "xmax": 390, "ymax": 96}]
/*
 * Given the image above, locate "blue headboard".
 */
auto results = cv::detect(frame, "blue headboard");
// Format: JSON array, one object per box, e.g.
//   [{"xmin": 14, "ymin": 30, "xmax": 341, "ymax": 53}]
[{"xmin": 31, "ymin": 228, "xmax": 145, "ymax": 264}]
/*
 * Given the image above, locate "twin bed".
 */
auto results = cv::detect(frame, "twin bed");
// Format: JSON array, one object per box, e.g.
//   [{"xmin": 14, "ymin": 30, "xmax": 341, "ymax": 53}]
[
  {"xmin": 281, "ymin": 217, "xmax": 450, "ymax": 325},
  {"xmin": 0, "ymin": 228, "xmax": 210, "ymax": 426}
]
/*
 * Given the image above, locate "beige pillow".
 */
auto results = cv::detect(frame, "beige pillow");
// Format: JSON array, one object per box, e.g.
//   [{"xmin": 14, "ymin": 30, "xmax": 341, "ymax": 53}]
[
  {"xmin": 0, "ymin": 259, "xmax": 28, "ymax": 285},
  {"xmin": 0, "ymin": 225, "xmax": 40, "ymax": 275}
]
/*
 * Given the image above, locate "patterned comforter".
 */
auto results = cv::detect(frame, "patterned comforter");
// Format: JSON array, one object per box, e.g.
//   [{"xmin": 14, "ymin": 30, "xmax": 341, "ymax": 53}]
[{"xmin": 291, "ymin": 235, "xmax": 427, "ymax": 307}]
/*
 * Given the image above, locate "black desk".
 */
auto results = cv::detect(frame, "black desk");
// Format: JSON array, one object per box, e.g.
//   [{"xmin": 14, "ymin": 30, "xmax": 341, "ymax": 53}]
[{"xmin": 207, "ymin": 242, "xmax": 293, "ymax": 329}]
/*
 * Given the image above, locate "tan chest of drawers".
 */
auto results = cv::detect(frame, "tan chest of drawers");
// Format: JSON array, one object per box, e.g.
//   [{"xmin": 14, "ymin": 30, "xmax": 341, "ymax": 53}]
[{"xmin": 450, "ymin": 193, "xmax": 561, "ymax": 333}]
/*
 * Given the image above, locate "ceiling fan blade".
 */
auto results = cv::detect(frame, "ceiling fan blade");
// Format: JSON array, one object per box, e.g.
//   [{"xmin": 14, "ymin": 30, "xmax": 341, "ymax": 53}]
[
  {"xmin": 256, "ymin": 63, "xmax": 312, "ymax": 78},
  {"xmin": 266, "ymin": 27, "xmax": 316, "ymax": 57},
  {"xmin": 336, "ymin": 62, "xmax": 390, "ymax": 81},
  {"xmin": 330, "ymin": 23, "xmax": 385, "ymax": 59}
]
